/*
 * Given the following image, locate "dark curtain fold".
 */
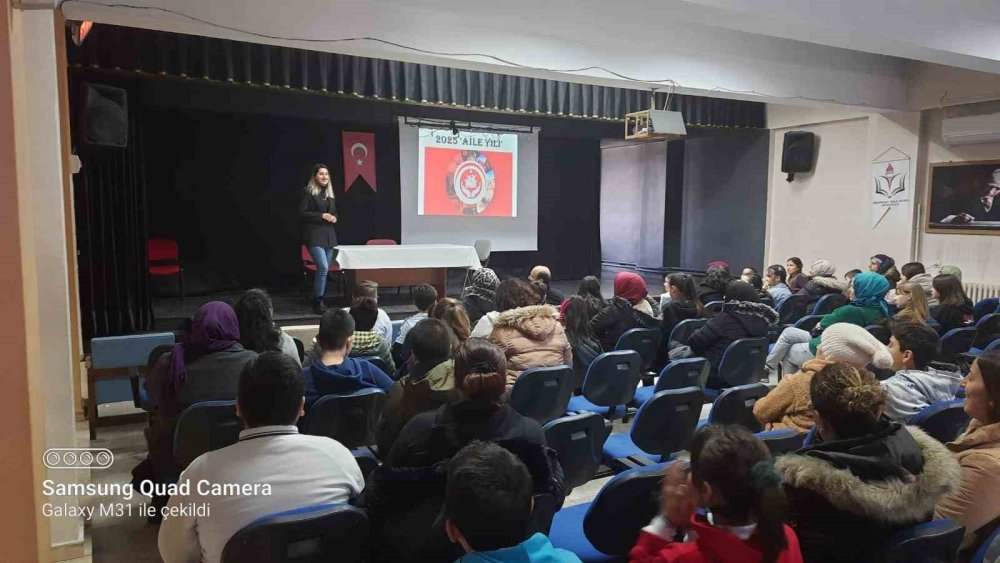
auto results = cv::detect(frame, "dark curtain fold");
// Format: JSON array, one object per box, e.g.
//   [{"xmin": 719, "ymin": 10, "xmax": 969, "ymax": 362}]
[{"xmin": 69, "ymin": 24, "xmax": 765, "ymax": 128}]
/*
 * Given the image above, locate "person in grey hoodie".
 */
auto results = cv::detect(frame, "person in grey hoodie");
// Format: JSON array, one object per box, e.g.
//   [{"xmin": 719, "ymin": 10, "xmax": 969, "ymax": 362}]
[
  {"xmin": 881, "ymin": 321, "xmax": 962, "ymax": 421},
  {"xmin": 894, "ymin": 262, "xmax": 939, "ymax": 307}
]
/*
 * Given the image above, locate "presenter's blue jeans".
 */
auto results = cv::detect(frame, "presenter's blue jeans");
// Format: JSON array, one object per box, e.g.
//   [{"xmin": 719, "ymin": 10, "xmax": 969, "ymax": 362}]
[{"xmin": 307, "ymin": 246, "xmax": 335, "ymax": 299}]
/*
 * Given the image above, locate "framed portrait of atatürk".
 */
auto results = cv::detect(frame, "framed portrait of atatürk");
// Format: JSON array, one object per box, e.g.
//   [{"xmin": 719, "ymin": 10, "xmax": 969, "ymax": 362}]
[{"xmin": 926, "ymin": 160, "xmax": 1000, "ymax": 235}]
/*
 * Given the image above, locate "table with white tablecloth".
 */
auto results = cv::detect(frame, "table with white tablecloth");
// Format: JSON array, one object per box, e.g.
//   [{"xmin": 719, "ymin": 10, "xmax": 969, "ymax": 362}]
[{"xmin": 335, "ymin": 244, "xmax": 481, "ymax": 298}]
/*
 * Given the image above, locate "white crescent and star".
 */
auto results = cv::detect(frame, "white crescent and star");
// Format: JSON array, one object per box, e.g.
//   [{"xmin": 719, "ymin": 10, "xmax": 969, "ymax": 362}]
[{"xmin": 350, "ymin": 143, "xmax": 368, "ymax": 165}]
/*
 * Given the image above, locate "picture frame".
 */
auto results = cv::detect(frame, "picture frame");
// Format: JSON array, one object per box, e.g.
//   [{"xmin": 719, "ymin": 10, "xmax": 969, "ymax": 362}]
[{"xmin": 925, "ymin": 159, "xmax": 1000, "ymax": 235}]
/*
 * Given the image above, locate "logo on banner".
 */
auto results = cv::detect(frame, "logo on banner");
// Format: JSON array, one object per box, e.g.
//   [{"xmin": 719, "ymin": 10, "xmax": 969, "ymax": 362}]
[
  {"xmin": 342, "ymin": 131, "xmax": 377, "ymax": 192},
  {"xmin": 446, "ymin": 152, "xmax": 496, "ymax": 215},
  {"xmin": 870, "ymin": 151, "xmax": 911, "ymax": 229}
]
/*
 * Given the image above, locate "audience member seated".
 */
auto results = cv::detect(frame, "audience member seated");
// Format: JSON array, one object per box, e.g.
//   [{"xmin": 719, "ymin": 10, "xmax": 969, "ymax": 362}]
[
  {"xmin": 530, "ymin": 265, "xmax": 566, "ymax": 306},
  {"xmin": 940, "ymin": 265, "xmax": 963, "ymax": 281},
  {"xmin": 755, "ymin": 323, "xmax": 892, "ymax": 433},
  {"xmin": 767, "ymin": 271, "xmax": 889, "ymax": 375},
  {"xmin": 899, "ymin": 262, "xmax": 938, "ymax": 307},
  {"xmin": 763, "ymin": 265, "xmax": 793, "ymax": 311},
  {"xmin": 935, "ymin": 351, "xmax": 1000, "ymax": 550},
  {"xmin": 577, "ymin": 275, "xmax": 607, "ymax": 318},
  {"xmin": 445, "ymin": 441, "xmax": 581, "ymax": 563},
  {"xmin": 844, "ymin": 269, "xmax": 862, "ymax": 286},
  {"xmin": 394, "ymin": 282, "xmax": 438, "ymax": 352},
  {"xmin": 931, "ymin": 274, "xmax": 974, "ymax": 333},
  {"xmin": 869, "ymin": 253, "xmax": 898, "ymax": 281},
  {"xmin": 796, "ymin": 260, "xmax": 847, "ymax": 306},
  {"xmin": 354, "ymin": 280, "xmax": 393, "ymax": 344},
  {"xmin": 629, "ymin": 425, "xmax": 802, "ymax": 563},
  {"xmin": 561, "ymin": 296, "xmax": 604, "ymax": 376},
  {"xmin": 158, "ymin": 352, "xmax": 364, "ymax": 563},
  {"xmin": 660, "ymin": 273, "xmax": 705, "ymax": 346},
  {"xmin": 746, "ymin": 273, "xmax": 764, "ymax": 293},
  {"xmin": 347, "ymin": 296, "xmax": 396, "ymax": 374},
  {"xmin": 143, "ymin": 302, "xmax": 257, "ymax": 507},
  {"xmin": 461, "ymin": 268, "xmax": 500, "ymax": 326},
  {"xmin": 776, "ymin": 362, "xmax": 960, "ymax": 563},
  {"xmin": 592, "ymin": 272, "xmax": 661, "ymax": 352},
  {"xmin": 377, "ymin": 319, "xmax": 457, "ymax": 454},
  {"xmin": 472, "ymin": 278, "xmax": 539, "ymax": 338},
  {"xmin": 688, "ymin": 281, "xmax": 777, "ymax": 385},
  {"xmin": 362, "ymin": 339, "xmax": 562, "ymax": 562},
  {"xmin": 529, "ymin": 280, "xmax": 549, "ymax": 305},
  {"xmin": 881, "ymin": 322, "xmax": 961, "ymax": 422},
  {"xmin": 893, "ymin": 281, "xmax": 931, "ymax": 325},
  {"xmin": 740, "ymin": 266, "xmax": 758, "ymax": 284},
  {"xmin": 234, "ymin": 288, "xmax": 301, "ymax": 366},
  {"xmin": 430, "ymin": 297, "xmax": 472, "ymax": 353},
  {"xmin": 786, "ymin": 257, "xmax": 807, "ymax": 292},
  {"xmin": 302, "ymin": 309, "xmax": 394, "ymax": 406},
  {"xmin": 489, "ymin": 295, "xmax": 572, "ymax": 389},
  {"xmin": 698, "ymin": 264, "xmax": 730, "ymax": 304}
]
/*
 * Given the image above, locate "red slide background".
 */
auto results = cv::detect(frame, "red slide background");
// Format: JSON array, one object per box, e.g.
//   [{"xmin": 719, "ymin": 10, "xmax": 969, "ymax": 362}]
[{"xmin": 422, "ymin": 147, "xmax": 514, "ymax": 217}]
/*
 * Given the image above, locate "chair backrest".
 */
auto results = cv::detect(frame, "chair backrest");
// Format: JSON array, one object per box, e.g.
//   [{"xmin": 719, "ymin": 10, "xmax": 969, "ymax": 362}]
[
  {"xmin": 582, "ymin": 462, "xmax": 670, "ymax": 556},
  {"xmin": 909, "ymin": 399, "xmax": 971, "ymax": 444},
  {"xmin": 716, "ymin": 337, "xmax": 769, "ymax": 388},
  {"xmin": 654, "ymin": 357, "xmax": 710, "ymax": 392},
  {"xmin": 812, "ymin": 293, "xmax": 848, "ymax": 316},
  {"xmin": 509, "ymin": 365, "xmax": 576, "ymax": 424},
  {"xmin": 866, "ymin": 324, "xmax": 891, "ymax": 345},
  {"xmin": 802, "ymin": 425, "xmax": 818, "ymax": 447},
  {"xmin": 705, "ymin": 301, "xmax": 725, "ymax": 314},
  {"xmin": 173, "ymin": 400, "xmax": 242, "ymax": 467},
  {"xmin": 580, "ymin": 350, "xmax": 642, "ymax": 409},
  {"xmin": 222, "ymin": 503, "xmax": 369, "ymax": 563},
  {"xmin": 365, "ymin": 239, "xmax": 397, "ymax": 245},
  {"xmin": 630, "ymin": 387, "xmax": 704, "ymax": 459},
  {"xmin": 707, "ymin": 383, "xmax": 769, "ymax": 432},
  {"xmin": 668, "ymin": 318, "xmax": 707, "ymax": 345},
  {"xmin": 352, "ymin": 449, "xmax": 379, "ymax": 486},
  {"xmin": 976, "ymin": 312, "xmax": 1000, "ymax": 329},
  {"xmin": 542, "ymin": 412, "xmax": 612, "ymax": 489},
  {"xmin": 873, "ymin": 518, "xmax": 965, "ymax": 563},
  {"xmin": 301, "ymin": 245, "xmax": 316, "ymax": 268},
  {"xmin": 973, "ymin": 297, "xmax": 1000, "ymax": 322},
  {"xmin": 473, "ymin": 239, "xmax": 492, "ymax": 262},
  {"xmin": 940, "ymin": 327, "xmax": 977, "ymax": 361},
  {"xmin": 755, "ymin": 429, "xmax": 806, "ymax": 456},
  {"xmin": 778, "ymin": 294, "xmax": 810, "ymax": 324},
  {"xmin": 304, "ymin": 389, "xmax": 387, "ymax": 449},
  {"xmin": 614, "ymin": 328, "xmax": 661, "ymax": 372},
  {"xmin": 988, "ymin": 338, "xmax": 1000, "ymax": 353},
  {"xmin": 793, "ymin": 314, "xmax": 825, "ymax": 333},
  {"xmin": 90, "ymin": 332, "xmax": 176, "ymax": 369},
  {"xmin": 147, "ymin": 237, "xmax": 179, "ymax": 261},
  {"xmin": 972, "ymin": 520, "xmax": 1000, "ymax": 563},
  {"xmin": 356, "ymin": 356, "xmax": 389, "ymax": 374}
]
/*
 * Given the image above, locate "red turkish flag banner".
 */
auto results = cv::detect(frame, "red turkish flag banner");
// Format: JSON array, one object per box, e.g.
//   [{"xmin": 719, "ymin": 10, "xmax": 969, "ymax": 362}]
[{"xmin": 342, "ymin": 131, "xmax": 377, "ymax": 192}]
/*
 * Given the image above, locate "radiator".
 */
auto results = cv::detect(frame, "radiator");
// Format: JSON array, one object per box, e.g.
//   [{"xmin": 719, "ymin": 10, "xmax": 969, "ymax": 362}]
[{"xmin": 964, "ymin": 281, "xmax": 1000, "ymax": 303}]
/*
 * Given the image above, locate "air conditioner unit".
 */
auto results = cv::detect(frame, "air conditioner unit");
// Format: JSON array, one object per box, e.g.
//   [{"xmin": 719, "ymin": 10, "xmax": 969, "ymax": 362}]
[
  {"xmin": 624, "ymin": 109, "xmax": 687, "ymax": 141},
  {"xmin": 942, "ymin": 112, "xmax": 1000, "ymax": 146}
]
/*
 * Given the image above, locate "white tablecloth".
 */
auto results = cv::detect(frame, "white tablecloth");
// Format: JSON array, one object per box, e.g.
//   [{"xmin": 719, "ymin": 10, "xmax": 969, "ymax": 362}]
[{"xmin": 335, "ymin": 244, "xmax": 481, "ymax": 270}]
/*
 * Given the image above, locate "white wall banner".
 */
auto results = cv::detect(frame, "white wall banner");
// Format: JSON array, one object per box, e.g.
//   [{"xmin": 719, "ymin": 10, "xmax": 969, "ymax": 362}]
[{"xmin": 871, "ymin": 148, "xmax": 911, "ymax": 229}]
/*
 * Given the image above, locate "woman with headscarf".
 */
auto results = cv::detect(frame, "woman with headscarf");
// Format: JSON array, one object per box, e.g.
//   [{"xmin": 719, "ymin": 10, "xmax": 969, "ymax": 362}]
[
  {"xmin": 767, "ymin": 271, "xmax": 890, "ymax": 375},
  {"xmin": 461, "ymin": 268, "xmax": 500, "ymax": 326},
  {"xmin": 697, "ymin": 264, "xmax": 731, "ymax": 305},
  {"xmin": 688, "ymin": 280, "xmax": 778, "ymax": 386},
  {"xmin": 591, "ymin": 272, "xmax": 661, "ymax": 352},
  {"xmin": 797, "ymin": 259, "xmax": 848, "ymax": 307},
  {"xmin": 870, "ymin": 253, "xmax": 901, "ymax": 290}
]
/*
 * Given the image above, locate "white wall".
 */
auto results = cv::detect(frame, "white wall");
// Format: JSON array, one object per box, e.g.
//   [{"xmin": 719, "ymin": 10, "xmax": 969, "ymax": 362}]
[{"xmin": 917, "ymin": 108, "xmax": 1000, "ymax": 283}]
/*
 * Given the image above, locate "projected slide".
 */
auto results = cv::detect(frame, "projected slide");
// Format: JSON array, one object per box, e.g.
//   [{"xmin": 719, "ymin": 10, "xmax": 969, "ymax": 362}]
[{"xmin": 418, "ymin": 129, "xmax": 518, "ymax": 217}]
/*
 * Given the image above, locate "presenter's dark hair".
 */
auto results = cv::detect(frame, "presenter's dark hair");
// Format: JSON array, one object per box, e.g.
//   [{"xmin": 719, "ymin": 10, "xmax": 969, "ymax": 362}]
[
  {"xmin": 412, "ymin": 284, "xmax": 439, "ymax": 312},
  {"xmin": 238, "ymin": 352, "xmax": 305, "ymax": 427},
  {"xmin": 349, "ymin": 297, "xmax": 379, "ymax": 331},
  {"xmin": 445, "ymin": 441, "xmax": 532, "ymax": 552},
  {"xmin": 233, "ymin": 288, "xmax": 282, "ymax": 354},
  {"xmin": 496, "ymin": 279, "xmax": 537, "ymax": 312},
  {"xmin": 318, "ymin": 308, "xmax": 355, "ymax": 351},
  {"xmin": 311, "ymin": 163, "xmax": 328, "ymax": 177}
]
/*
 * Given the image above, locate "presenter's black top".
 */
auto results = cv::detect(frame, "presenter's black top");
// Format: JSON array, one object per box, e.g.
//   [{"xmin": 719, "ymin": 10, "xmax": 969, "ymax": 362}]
[{"xmin": 299, "ymin": 190, "xmax": 338, "ymax": 247}]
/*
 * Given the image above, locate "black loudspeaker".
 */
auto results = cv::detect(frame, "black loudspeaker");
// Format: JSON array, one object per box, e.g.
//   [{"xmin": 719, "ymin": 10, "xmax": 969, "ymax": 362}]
[
  {"xmin": 781, "ymin": 131, "xmax": 815, "ymax": 181},
  {"xmin": 78, "ymin": 83, "xmax": 128, "ymax": 149}
]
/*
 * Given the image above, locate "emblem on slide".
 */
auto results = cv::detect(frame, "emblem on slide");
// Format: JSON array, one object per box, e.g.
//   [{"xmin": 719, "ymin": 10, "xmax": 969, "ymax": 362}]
[{"xmin": 447, "ymin": 151, "xmax": 496, "ymax": 214}]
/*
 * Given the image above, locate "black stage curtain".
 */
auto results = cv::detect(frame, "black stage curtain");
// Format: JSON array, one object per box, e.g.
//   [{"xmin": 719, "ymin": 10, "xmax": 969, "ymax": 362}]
[{"xmin": 68, "ymin": 24, "xmax": 765, "ymax": 128}]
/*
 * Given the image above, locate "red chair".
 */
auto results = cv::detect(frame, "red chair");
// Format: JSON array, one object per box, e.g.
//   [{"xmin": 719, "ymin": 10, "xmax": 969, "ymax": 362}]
[
  {"xmin": 301, "ymin": 245, "xmax": 344, "ymax": 296},
  {"xmin": 366, "ymin": 239, "xmax": 397, "ymax": 245},
  {"xmin": 147, "ymin": 238, "xmax": 184, "ymax": 300}
]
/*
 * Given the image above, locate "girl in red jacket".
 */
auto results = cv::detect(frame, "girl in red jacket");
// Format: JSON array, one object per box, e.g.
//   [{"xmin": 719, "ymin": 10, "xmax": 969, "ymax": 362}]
[{"xmin": 629, "ymin": 425, "xmax": 803, "ymax": 563}]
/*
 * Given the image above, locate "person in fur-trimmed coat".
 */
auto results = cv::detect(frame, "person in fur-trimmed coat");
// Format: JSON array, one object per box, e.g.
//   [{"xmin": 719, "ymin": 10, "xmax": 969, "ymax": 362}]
[
  {"xmin": 489, "ymin": 304, "xmax": 572, "ymax": 389},
  {"xmin": 776, "ymin": 362, "xmax": 961, "ymax": 563},
  {"xmin": 796, "ymin": 260, "xmax": 848, "ymax": 308}
]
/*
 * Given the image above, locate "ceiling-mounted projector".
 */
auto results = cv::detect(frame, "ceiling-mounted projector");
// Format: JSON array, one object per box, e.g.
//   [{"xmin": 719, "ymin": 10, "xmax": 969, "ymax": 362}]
[{"xmin": 625, "ymin": 109, "xmax": 687, "ymax": 141}]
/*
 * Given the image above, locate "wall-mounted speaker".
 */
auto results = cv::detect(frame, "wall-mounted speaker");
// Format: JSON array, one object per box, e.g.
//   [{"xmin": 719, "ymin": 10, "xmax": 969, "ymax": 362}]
[
  {"xmin": 781, "ymin": 131, "xmax": 815, "ymax": 181},
  {"xmin": 78, "ymin": 83, "xmax": 128, "ymax": 149}
]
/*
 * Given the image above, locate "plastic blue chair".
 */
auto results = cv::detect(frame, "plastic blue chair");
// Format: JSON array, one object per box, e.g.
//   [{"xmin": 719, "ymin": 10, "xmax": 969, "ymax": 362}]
[
  {"xmin": 802, "ymin": 425, "xmax": 819, "ymax": 447},
  {"xmin": 615, "ymin": 328, "xmax": 661, "ymax": 375},
  {"xmin": 812, "ymin": 293, "xmax": 848, "ymax": 316},
  {"xmin": 712, "ymin": 337, "xmax": 769, "ymax": 390},
  {"xmin": 668, "ymin": 318, "xmax": 707, "ymax": 345},
  {"xmin": 705, "ymin": 301, "xmax": 725, "ymax": 314},
  {"xmin": 355, "ymin": 355, "xmax": 390, "ymax": 374},
  {"xmin": 872, "ymin": 518, "xmax": 964, "ymax": 563},
  {"xmin": 509, "ymin": 365, "xmax": 576, "ymax": 424},
  {"xmin": 633, "ymin": 357, "xmax": 709, "ymax": 407},
  {"xmin": 909, "ymin": 399, "xmax": 971, "ymax": 444},
  {"xmin": 222, "ymin": 503, "xmax": 369, "ymax": 563},
  {"xmin": 603, "ymin": 387, "xmax": 703, "ymax": 464},
  {"xmin": 939, "ymin": 327, "xmax": 977, "ymax": 362},
  {"xmin": 777, "ymin": 294, "xmax": 809, "ymax": 325},
  {"xmin": 866, "ymin": 324, "xmax": 891, "ymax": 345},
  {"xmin": 549, "ymin": 462, "xmax": 669, "ymax": 561},
  {"xmin": 977, "ymin": 312, "xmax": 1000, "ymax": 329},
  {"xmin": 567, "ymin": 351, "xmax": 641, "ymax": 420},
  {"xmin": 972, "ymin": 521, "xmax": 1000, "ymax": 563},
  {"xmin": 703, "ymin": 383, "xmax": 768, "ymax": 432},
  {"xmin": 543, "ymin": 412, "xmax": 612, "ymax": 490},
  {"xmin": 352, "ymin": 449, "xmax": 379, "ymax": 486},
  {"xmin": 755, "ymin": 429, "xmax": 806, "ymax": 455},
  {"xmin": 304, "ymin": 389, "xmax": 387, "ymax": 449},
  {"xmin": 173, "ymin": 400, "xmax": 242, "ymax": 467},
  {"xmin": 794, "ymin": 314, "xmax": 825, "ymax": 333},
  {"xmin": 973, "ymin": 298, "xmax": 1000, "ymax": 322}
]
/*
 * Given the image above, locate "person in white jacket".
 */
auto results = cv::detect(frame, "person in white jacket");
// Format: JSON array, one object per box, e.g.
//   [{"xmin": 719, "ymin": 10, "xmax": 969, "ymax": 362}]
[{"xmin": 881, "ymin": 322, "xmax": 962, "ymax": 422}]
